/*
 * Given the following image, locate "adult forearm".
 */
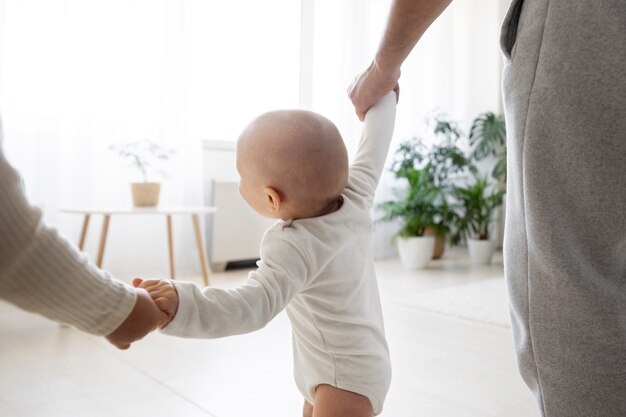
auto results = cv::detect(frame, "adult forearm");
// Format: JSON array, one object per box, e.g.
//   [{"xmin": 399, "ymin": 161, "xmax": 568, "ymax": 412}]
[
  {"xmin": 375, "ymin": 0, "xmax": 453, "ymax": 74},
  {"xmin": 348, "ymin": 0, "xmax": 453, "ymax": 120},
  {"xmin": 0, "ymin": 144, "xmax": 136, "ymax": 336}
]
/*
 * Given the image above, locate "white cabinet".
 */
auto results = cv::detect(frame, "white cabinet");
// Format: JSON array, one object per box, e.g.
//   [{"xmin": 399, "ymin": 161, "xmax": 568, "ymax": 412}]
[{"xmin": 202, "ymin": 140, "xmax": 275, "ymax": 271}]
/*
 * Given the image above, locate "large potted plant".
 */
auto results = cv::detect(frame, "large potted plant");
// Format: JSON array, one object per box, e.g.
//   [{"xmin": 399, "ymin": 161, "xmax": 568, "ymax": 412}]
[
  {"xmin": 452, "ymin": 175, "xmax": 505, "ymax": 265},
  {"xmin": 110, "ymin": 140, "xmax": 175, "ymax": 207},
  {"xmin": 378, "ymin": 167, "xmax": 440, "ymax": 269},
  {"xmin": 394, "ymin": 116, "xmax": 474, "ymax": 258}
]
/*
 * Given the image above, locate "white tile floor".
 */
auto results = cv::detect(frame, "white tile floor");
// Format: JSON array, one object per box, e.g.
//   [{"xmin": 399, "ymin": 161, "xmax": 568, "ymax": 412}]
[{"xmin": 0, "ymin": 250, "xmax": 538, "ymax": 417}]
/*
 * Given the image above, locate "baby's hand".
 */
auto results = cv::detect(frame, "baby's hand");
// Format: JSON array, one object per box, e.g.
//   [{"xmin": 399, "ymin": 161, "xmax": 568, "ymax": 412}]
[{"xmin": 132, "ymin": 278, "xmax": 179, "ymax": 328}]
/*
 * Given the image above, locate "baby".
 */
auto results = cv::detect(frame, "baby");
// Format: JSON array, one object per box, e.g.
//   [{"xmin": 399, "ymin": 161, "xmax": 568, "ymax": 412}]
[{"xmin": 135, "ymin": 91, "xmax": 397, "ymax": 417}]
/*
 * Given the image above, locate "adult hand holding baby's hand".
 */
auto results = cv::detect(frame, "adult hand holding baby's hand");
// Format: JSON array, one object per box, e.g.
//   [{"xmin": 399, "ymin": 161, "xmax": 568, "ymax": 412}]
[
  {"xmin": 106, "ymin": 288, "xmax": 168, "ymax": 350},
  {"xmin": 348, "ymin": 60, "xmax": 400, "ymax": 121},
  {"xmin": 133, "ymin": 278, "xmax": 179, "ymax": 328}
]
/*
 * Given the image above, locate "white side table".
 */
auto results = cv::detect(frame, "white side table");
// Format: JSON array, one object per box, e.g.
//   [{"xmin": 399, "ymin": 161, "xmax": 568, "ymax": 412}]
[{"xmin": 60, "ymin": 206, "xmax": 217, "ymax": 286}]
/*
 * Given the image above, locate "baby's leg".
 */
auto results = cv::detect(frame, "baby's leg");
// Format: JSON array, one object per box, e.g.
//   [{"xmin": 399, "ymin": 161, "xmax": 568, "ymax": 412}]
[
  {"xmin": 303, "ymin": 400, "xmax": 314, "ymax": 417},
  {"xmin": 311, "ymin": 384, "xmax": 373, "ymax": 417}
]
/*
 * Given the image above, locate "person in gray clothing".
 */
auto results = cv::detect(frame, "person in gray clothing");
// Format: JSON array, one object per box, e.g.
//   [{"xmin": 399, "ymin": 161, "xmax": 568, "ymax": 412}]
[{"xmin": 349, "ymin": 0, "xmax": 626, "ymax": 416}]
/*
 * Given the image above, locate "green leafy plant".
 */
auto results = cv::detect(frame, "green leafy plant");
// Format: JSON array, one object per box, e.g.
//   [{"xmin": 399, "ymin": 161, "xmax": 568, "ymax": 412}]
[
  {"xmin": 110, "ymin": 140, "xmax": 175, "ymax": 182},
  {"xmin": 388, "ymin": 116, "xmax": 474, "ymax": 243},
  {"xmin": 451, "ymin": 175, "xmax": 505, "ymax": 241},
  {"xmin": 393, "ymin": 117, "xmax": 475, "ymax": 188},
  {"xmin": 428, "ymin": 116, "xmax": 478, "ymax": 185},
  {"xmin": 378, "ymin": 167, "xmax": 441, "ymax": 239},
  {"xmin": 469, "ymin": 112, "xmax": 506, "ymax": 182},
  {"xmin": 381, "ymin": 113, "xmax": 505, "ymax": 248}
]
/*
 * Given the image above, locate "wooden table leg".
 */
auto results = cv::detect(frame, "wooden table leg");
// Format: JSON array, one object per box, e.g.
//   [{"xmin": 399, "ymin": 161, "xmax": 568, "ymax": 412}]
[
  {"xmin": 78, "ymin": 214, "xmax": 90, "ymax": 251},
  {"xmin": 192, "ymin": 214, "xmax": 210, "ymax": 286},
  {"xmin": 96, "ymin": 214, "xmax": 111, "ymax": 268},
  {"xmin": 166, "ymin": 214, "xmax": 176, "ymax": 279}
]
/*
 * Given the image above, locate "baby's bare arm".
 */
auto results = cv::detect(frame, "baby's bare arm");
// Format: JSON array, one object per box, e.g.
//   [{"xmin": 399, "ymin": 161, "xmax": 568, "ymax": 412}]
[{"xmin": 133, "ymin": 278, "xmax": 179, "ymax": 327}]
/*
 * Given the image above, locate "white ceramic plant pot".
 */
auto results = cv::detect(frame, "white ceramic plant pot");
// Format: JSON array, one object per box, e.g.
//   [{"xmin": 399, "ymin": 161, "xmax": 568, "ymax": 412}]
[
  {"xmin": 397, "ymin": 236, "xmax": 435, "ymax": 270},
  {"xmin": 467, "ymin": 238, "xmax": 495, "ymax": 265}
]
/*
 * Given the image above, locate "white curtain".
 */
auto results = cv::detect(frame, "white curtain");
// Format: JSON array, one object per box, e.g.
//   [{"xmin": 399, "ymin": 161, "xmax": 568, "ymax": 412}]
[
  {"xmin": 308, "ymin": 0, "xmax": 506, "ymax": 257},
  {"xmin": 0, "ymin": 0, "xmax": 301, "ymax": 278},
  {"xmin": 0, "ymin": 0, "xmax": 507, "ymax": 277}
]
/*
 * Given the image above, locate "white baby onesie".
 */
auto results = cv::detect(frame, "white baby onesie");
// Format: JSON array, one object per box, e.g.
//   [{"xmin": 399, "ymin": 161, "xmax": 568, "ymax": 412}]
[{"xmin": 163, "ymin": 91, "xmax": 396, "ymax": 414}]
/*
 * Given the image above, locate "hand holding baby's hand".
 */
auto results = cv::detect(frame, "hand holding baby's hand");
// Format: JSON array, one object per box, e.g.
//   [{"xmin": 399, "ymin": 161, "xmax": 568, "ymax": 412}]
[
  {"xmin": 132, "ymin": 278, "xmax": 179, "ymax": 328},
  {"xmin": 105, "ymin": 287, "xmax": 168, "ymax": 350}
]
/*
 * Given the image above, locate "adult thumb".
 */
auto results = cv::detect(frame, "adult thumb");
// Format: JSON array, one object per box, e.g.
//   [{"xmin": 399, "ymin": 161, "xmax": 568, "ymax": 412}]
[{"xmin": 132, "ymin": 278, "xmax": 143, "ymax": 288}]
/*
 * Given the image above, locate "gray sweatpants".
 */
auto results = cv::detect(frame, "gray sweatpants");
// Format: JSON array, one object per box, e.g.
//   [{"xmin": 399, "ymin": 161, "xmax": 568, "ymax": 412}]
[{"xmin": 500, "ymin": 0, "xmax": 626, "ymax": 416}]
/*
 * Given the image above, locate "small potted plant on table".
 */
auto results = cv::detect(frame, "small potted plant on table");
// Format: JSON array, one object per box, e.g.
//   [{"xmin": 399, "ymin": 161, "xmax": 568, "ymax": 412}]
[
  {"xmin": 452, "ymin": 175, "xmax": 505, "ymax": 265},
  {"xmin": 110, "ymin": 140, "xmax": 175, "ymax": 207}
]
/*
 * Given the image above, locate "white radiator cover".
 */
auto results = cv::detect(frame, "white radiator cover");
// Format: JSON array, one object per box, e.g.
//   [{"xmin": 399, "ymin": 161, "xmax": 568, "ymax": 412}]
[{"xmin": 202, "ymin": 140, "xmax": 275, "ymax": 270}]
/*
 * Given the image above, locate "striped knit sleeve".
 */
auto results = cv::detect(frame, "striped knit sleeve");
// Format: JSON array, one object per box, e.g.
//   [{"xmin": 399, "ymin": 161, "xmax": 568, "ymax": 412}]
[{"xmin": 0, "ymin": 138, "xmax": 136, "ymax": 336}]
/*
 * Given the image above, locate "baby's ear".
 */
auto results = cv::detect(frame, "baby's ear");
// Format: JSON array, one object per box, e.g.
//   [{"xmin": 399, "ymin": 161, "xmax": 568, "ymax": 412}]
[{"xmin": 263, "ymin": 187, "xmax": 282, "ymax": 213}]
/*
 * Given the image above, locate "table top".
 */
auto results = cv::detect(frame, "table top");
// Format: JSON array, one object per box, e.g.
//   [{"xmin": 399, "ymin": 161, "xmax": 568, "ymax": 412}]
[{"xmin": 60, "ymin": 206, "xmax": 218, "ymax": 215}]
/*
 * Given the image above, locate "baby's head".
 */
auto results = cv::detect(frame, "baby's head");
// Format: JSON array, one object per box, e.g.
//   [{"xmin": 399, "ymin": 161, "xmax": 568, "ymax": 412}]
[{"xmin": 236, "ymin": 109, "xmax": 348, "ymax": 220}]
